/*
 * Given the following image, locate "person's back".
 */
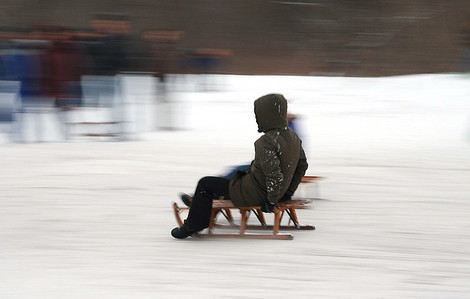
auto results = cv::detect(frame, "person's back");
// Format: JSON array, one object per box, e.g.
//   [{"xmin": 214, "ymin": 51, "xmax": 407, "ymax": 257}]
[
  {"xmin": 230, "ymin": 94, "xmax": 308, "ymax": 207},
  {"xmin": 251, "ymin": 127, "xmax": 303, "ymax": 200}
]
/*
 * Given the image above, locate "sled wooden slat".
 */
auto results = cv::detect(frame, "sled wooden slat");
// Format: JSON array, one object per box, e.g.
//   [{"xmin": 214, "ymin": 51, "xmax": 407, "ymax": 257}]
[{"xmin": 211, "ymin": 198, "xmax": 314, "ymax": 209}]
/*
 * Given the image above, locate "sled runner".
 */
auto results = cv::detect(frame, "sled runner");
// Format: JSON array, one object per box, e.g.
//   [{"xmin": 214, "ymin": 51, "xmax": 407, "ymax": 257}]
[
  {"xmin": 172, "ymin": 176, "xmax": 322, "ymax": 240},
  {"xmin": 172, "ymin": 198, "xmax": 315, "ymax": 240}
]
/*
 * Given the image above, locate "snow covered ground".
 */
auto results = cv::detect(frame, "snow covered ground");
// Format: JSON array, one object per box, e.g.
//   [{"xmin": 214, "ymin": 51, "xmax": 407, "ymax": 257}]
[{"xmin": 1, "ymin": 74, "xmax": 470, "ymax": 298}]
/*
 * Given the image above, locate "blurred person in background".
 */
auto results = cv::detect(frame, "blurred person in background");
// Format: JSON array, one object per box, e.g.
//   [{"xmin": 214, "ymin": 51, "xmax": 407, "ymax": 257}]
[
  {"xmin": 141, "ymin": 30, "xmax": 184, "ymax": 130},
  {"xmin": 44, "ymin": 26, "xmax": 86, "ymax": 140},
  {"xmin": 459, "ymin": 17, "xmax": 470, "ymax": 73},
  {"xmin": 2, "ymin": 29, "xmax": 49, "ymax": 142},
  {"xmin": 86, "ymin": 13, "xmax": 132, "ymax": 138},
  {"xmin": 171, "ymin": 94, "xmax": 308, "ymax": 239},
  {"xmin": 89, "ymin": 13, "xmax": 132, "ymax": 78},
  {"xmin": 0, "ymin": 29, "xmax": 22, "ymax": 141},
  {"xmin": 288, "ymin": 113, "xmax": 299, "ymax": 135},
  {"xmin": 141, "ymin": 30, "xmax": 183, "ymax": 83}
]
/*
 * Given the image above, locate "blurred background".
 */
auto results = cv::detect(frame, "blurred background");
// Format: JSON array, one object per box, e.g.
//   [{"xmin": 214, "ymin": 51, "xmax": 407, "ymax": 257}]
[
  {"xmin": 0, "ymin": 0, "xmax": 469, "ymax": 143},
  {"xmin": 0, "ymin": 0, "xmax": 469, "ymax": 76}
]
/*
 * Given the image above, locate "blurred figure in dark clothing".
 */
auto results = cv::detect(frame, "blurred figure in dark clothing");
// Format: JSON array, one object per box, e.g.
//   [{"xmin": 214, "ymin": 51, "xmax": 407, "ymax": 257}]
[
  {"xmin": 459, "ymin": 18, "xmax": 470, "ymax": 73},
  {"xmin": 85, "ymin": 14, "xmax": 133, "ymax": 139},
  {"xmin": 141, "ymin": 30, "xmax": 183, "ymax": 82},
  {"xmin": 89, "ymin": 14, "xmax": 132, "ymax": 77},
  {"xmin": 44, "ymin": 27, "xmax": 86, "ymax": 140},
  {"xmin": 141, "ymin": 30, "xmax": 184, "ymax": 130}
]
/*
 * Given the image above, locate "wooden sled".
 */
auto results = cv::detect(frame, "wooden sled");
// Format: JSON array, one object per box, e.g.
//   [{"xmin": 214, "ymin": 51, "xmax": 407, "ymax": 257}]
[
  {"xmin": 172, "ymin": 198, "xmax": 315, "ymax": 240},
  {"xmin": 172, "ymin": 175, "xmax": 322, "ymax": 240}
]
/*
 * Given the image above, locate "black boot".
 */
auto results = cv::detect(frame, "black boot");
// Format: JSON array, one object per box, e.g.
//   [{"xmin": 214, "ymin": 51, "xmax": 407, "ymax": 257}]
[
  {"xmin": 179, "ymin": 193, "xmax": 193, "ymax": 207},
  {"xmin": 171, "ymin": 222, "xmax": 195, "ymax": 239}
]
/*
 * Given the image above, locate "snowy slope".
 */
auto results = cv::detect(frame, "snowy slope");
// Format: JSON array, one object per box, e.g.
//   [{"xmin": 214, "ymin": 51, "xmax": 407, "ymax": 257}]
[{"xmin": 1, "ymin": 74, "xmax": 470, "ymax": 298}]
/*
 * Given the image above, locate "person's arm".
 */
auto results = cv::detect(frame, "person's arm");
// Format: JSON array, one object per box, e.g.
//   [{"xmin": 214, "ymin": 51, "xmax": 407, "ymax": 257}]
[
  {"xmin": 287, "ymin": 144, "xmax": 308, "ymax": 194},
  {"xmin": 256, "ymin": 137, "xmax": 283, "ymax": 204}
]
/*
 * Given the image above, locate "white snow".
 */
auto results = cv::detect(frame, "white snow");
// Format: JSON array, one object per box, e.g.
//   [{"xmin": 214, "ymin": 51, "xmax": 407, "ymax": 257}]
[{"xmin": 1, "ymin": 73, "xmax": 470, "ymax": 298}]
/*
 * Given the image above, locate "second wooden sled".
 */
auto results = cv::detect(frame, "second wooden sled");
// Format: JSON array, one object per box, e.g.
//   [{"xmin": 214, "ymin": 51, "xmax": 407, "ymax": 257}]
[{"xmin": 172, "ymin": 198, "xmax": 315, "ymax": 240}]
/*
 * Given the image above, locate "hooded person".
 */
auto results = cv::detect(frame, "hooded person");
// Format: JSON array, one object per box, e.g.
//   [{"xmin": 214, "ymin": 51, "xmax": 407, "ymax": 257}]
[{"xmin": 171, "ymin": 94, "xmax": 308, "ymax": 239}]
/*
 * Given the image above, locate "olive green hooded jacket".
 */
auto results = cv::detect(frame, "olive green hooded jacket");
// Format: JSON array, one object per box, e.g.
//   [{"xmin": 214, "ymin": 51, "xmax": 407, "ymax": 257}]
[{"xmin": 228, "ymin": 94, "xmax": 308, "ymax": 206}]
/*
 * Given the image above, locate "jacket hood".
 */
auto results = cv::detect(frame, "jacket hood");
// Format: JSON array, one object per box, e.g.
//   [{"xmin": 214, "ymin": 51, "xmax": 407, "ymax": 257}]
[{"xmin": 254, "ymin": 94, "xmax": 288, "ymax": 133}]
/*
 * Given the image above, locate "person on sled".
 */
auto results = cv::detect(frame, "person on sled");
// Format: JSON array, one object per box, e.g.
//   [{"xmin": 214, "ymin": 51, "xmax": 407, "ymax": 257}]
[{"xmin": 171, "ymin": 93, "xmax": 308, "ymax": 239}]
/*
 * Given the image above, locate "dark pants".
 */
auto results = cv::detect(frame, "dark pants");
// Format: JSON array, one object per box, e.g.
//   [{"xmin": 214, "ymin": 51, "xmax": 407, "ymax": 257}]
[{"xmin": 186, "ymin": 176, "xmax": 230, "ymax": 231}]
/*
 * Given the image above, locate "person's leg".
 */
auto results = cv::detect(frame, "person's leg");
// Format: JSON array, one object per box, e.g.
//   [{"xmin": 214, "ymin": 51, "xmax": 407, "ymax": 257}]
[
  {"xmin": 185, "ymin": 176, "xmax": 230, "ymax": 231},
  {"xmin": 172, "ymin": 176, "xmax": 229, "ymax": 238}
]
